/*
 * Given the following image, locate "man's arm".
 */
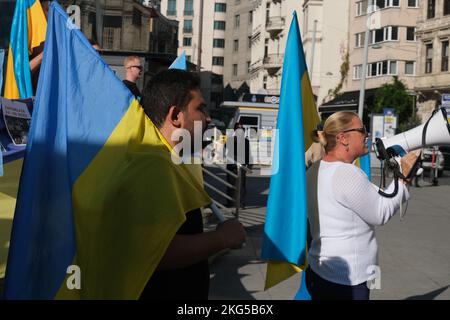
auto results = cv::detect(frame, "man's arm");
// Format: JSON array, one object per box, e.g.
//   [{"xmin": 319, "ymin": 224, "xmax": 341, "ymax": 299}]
[{"xmin": 157, "ymin": 219, "xmax": 245, "ymax": 270}]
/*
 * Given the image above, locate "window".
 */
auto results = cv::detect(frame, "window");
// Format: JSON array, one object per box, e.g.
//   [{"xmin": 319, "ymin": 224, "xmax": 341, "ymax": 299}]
[
  {"xmin": 389, "ymin": 60, "xmax": 397, "ymax": 74},
  {"xmin": 234, "ymin": 14, "xmax": 240, "ymax": 28},
  {"xmin": 132, "ymin": 8, "xmax": 141, "ymax": 26},
  {"xmin": 356, "ymin": 1, "xmax": 368, "ymax": 16},
  {"xmin": 212, "ymin": 56, "xmax": 224, "ymax": 66},
  {"xmin": 375, "ymin": 0, "xmax": 400, "ymax": 9},
  {"xmin": 233, "ymin": 39, "xmax": 239, "ymax": 52},
  {"xmin": 426, "ymin": 43, "xmax": 433, "ymax": 73},
  {"xmin": 445, "ymin": 0, "xmax": 450, "ymax": 15},
  {"xmin": 184, "ymin": 0, "xmax": 194, "ymax": 16},
  {"xmin": 183, "ymin": 20, "xmax": 193, "ymax": 33},
  {"xmin": 374, "ymin": 29, "xmax": 384, "ymax": 42},
  {"xmin": 353, "ymin": 65, "xmax": 362, "ymax": 79},
  {"xmin": 167, "ymin": 0, "xmax": 176, "ymax": 16},
  {"xmin": 186, "ymin": 55, "xmax": 191, "ymax": 62},
  {"xmin": 408, "ymin": 0, "xmax": 419, "ymax": 7},
  {"xmin": 213, "ymin": 38, "xmax": 225, "ymax": 48},
  {"xmin": 407, "ymin": 27, "xmax": 416, "ymax": 41},
  {"xmin": 248, "ymin": 36, "xmax": 252, "ymax": 49},
  {"xmin": 249, "ymin": 11, "xmax": 253, "ymax": 24},
  {"xmin": 427, "ymin": 0, "xmax": 436, "ymax": 19},
  {"xmin": 214, "ymin": 21, "xmax": 226, "ymax": 30},
  {"xmin": 215, "ymin": 3, "xmax": 227, "ymax": 12},
  {"xmin": 247, "ymin": 61, "xmax": 251, "ymax": 73},
  {"xmin": 355, "ymin": 32, "xmax": 365, "ymax": 47},
  {"xmin": 405, "ymin": 61, "xmax": 415, "ymax": 75},
  {"xmin": 370, "ymin": 26, "xmax": 399, "ymax": 43},
  {"xmin": 183, "ymin": 37, "xmax": 192, "ymax": 46},
  {"xmin": 365, "ymin": 60, "xmax": 398, "ymax": 77},
  {"xmin": 442, "ymin": 41, "xmax": 449, "ymax": 71},
  {"xmin": 233, "ymin": 64, "xmax": 238, "ymax": 76}
]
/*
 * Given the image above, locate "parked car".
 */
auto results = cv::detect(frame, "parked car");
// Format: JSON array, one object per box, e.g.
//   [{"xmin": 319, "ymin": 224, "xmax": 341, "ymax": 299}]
[{"xmin": 421, "ymin": 147, "xmax": 445, "ymax": 177}]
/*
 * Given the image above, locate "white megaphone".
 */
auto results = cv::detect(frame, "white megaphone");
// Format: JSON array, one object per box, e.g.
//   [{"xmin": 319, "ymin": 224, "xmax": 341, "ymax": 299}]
[{"xmin": 374, "ymin": 107, "xmax": 450, "ymax": 160}]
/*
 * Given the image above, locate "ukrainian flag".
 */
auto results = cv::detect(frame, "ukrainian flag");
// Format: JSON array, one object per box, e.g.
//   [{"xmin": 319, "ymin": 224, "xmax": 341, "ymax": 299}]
[
  {"xmin": 3, "ymin": 0, "xmax": 47, "ymax": 99},
  {"xmin": 4, "ymin": 2, "xmax": 210, "ymax": 299},
  {"xmin": 261, "ymin": 12, "xmax": 320, "ymax": 295}
]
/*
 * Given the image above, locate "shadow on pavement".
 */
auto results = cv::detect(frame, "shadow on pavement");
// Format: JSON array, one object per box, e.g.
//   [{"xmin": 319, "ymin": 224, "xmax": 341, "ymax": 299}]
[{"xmin": 405, "ymin": 285, "xmax": 450, "ymax": 300}]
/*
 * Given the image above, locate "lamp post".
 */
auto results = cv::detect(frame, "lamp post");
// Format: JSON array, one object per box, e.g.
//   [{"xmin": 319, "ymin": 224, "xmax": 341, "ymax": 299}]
[{"xmin": 358, "ymin": 6, "xmax": 380, "ymax": 119}]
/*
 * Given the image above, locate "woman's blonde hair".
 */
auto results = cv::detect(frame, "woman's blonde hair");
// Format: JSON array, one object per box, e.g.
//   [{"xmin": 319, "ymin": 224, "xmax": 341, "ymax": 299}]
[{"xmin": 312, "ymin": 111, "xmax": 358, "ymax": 152}]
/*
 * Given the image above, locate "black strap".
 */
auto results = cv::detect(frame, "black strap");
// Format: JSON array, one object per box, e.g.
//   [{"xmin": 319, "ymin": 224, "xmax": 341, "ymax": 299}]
[
  {"xmin": 306, "ymin": 161, "xmax": 321, "ymax": 249},
  {"xmin": 422, "ymin": 108, "xmax": 439, "ymax": 148}
]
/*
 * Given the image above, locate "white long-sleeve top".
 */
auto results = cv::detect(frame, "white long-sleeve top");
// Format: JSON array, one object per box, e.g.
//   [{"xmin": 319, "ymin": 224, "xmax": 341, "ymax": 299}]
[{"xmin": 308, "ymin": 160, "xmax": 410, "ymax": 286}]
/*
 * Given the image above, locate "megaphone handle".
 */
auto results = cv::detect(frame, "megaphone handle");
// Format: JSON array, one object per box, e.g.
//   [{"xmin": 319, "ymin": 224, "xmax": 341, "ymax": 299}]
[{"xmin": 378, "ymin": 175, "xmax": 400, "ymax": 198}]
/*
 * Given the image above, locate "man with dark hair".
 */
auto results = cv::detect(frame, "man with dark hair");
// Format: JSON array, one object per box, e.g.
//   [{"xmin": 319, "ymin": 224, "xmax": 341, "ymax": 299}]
[{"xmin": 139, "ymin": 69, "xmax": 246, "ymax": 300}]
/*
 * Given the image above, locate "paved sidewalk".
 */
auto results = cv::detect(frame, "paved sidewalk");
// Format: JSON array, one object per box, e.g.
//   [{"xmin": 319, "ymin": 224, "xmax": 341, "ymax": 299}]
[{"xmin": 208, "ymin": 169, "xmax": 450, "ymax": 300}]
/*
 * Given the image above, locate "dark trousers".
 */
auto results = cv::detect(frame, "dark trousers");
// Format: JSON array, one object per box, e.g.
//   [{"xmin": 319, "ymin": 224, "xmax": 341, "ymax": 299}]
[{"xmin": 306, "ymin": 267, "xmax": 370, "ymax": 300}]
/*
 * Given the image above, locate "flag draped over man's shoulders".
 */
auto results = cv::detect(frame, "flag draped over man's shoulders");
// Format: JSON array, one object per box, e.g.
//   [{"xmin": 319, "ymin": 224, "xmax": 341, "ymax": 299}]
[
  {"xmin": 4, "ymin": 2, "xmax": 210, "ymax": 299},
  {"xmin": 4, "ymin": 0, "xmax": 47, "ymax": 99},
  {"xmin": 261, "ymin": 11, "xmax": 320, "ymax": 295}
]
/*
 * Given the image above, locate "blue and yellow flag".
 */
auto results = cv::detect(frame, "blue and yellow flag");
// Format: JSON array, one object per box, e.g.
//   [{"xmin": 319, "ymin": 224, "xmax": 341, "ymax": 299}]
[
  {"xmin": 3, "ymin": 0, "xmax": 47, "ymax": 99},
  {"xmin": 169, "ymin": 50, "xmax": 187, "ymax": 70},
  {"xmin": 261, "ymin": 12, "xmax": 320, "ymax": 296},
  {"xmin": 4, "ymin": 2, "xmax": 210, "ymax": 299}
]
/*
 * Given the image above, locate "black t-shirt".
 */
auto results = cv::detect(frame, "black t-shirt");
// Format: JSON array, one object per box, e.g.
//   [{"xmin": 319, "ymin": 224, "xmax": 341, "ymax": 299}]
[
  {"xmin": 123, "ymin": 80, "xmax": 142, "ymax": 100},
  {"xmin": 139, "ymin": 208, "xmax": 210, "ymax": 300}
]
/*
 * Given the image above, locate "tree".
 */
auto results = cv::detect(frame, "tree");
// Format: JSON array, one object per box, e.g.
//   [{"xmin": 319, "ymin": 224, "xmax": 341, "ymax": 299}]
[{"xmin": 372, "ymin": 76, "xmax": 418, "ymax": 132}]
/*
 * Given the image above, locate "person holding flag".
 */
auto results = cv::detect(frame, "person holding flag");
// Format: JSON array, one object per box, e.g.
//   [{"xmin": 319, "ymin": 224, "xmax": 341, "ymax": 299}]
[
  {"xmin": 3, "ymin": 0, "xmax": 47, "ymax": 99},
  {"xmin": 4, "ymin": 2, "xmax": 245, "ymax": 300}
]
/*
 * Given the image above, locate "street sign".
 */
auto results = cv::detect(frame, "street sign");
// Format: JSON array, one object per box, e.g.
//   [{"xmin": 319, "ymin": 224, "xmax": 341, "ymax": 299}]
[
  {"xmin": 383, "ymin": 108, "xmax": 398, "ymax": 138},
  {"xmin": 441, "ymin": 93, "xmax": 450, "ymax": 107}
]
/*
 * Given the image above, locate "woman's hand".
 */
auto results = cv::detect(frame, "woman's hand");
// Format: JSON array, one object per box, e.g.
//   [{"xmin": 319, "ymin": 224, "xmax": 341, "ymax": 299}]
[{"xmin": 400, "ymin": 150, "xmax": 422, "ymax": 183}]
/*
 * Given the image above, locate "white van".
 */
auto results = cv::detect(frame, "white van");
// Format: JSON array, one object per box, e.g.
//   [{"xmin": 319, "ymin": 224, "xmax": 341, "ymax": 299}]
[{"xmin": 219, "ymin": 100, "xmax": 279, "ymax": 165}]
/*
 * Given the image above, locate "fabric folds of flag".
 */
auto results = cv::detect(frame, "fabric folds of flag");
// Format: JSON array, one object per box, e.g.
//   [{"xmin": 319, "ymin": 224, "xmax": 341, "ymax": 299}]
[
  {"xmin": 355, "ymin": 142, "xmax": 372, "ymax": 180},
  {"xmin": 3, "ymin": 0, "xmax": 47, "ymax": 99},
  {"xmin": 169, "ymin": 50, "xmax": 187, "ymax": 70},
  {"xmin": 260, "ymin": 12, "xmax": 320, "ymax": 294},
  {"xmin": 4, "ymin": 2, "xmax": 210, "ymax": 299}
]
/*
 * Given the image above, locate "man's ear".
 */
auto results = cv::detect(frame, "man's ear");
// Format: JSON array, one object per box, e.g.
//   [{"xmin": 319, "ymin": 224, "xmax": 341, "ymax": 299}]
[{"xmin": 166, "ymin": 105, "xmax": 182, "ymax": 128}]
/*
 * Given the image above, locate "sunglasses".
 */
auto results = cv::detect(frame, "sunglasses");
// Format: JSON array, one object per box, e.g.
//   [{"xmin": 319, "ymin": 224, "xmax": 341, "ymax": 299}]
[
  {"xmin": 128, "ymin": 65, "xmax": 143, "ymax": 70},
  {"xmin": 342, "ymin": 125, "xmax": 367, "ymax": 135}
]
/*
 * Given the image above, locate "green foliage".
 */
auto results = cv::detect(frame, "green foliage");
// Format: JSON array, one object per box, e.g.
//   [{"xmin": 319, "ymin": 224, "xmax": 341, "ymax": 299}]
[
  {"xmin": 322, "ymin": 50, "xmax": 349, "ymax": 104},
  {"xmin": 373, "ymin": 76, "xmax": 415, "ymax": 132}
]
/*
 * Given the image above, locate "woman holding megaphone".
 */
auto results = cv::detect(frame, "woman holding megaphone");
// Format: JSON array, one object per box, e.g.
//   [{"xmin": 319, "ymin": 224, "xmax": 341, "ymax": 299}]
[{"xmin": 305, "ymin": 111, "xmax": 416, "ymax": 300}]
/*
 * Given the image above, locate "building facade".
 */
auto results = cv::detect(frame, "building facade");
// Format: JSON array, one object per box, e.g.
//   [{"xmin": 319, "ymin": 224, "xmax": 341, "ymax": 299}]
[
  {"xmin": 59, "ymin": 0, "xmax": 178, "ymax": 54},
  {"xmin": 302, "ymin": 0, "xmax": 350, "ymax": 105},
  {"xmin": 222, "ymin": 0, "xmax": 255, "ymax": 97},
  {"xmin": 160, "ymin": 0, "xmax": 226, "ymax": 108},
  {"xmin": 248, "ymin": 0, "xmax": 305, "ymax": 96},
  {"xmin": 415, "ymin": 0, "xmax": 450, "ymax": 121},
  {"xmin": 344, "ymin": 0, "xmax": 420, "ymax": 93}
]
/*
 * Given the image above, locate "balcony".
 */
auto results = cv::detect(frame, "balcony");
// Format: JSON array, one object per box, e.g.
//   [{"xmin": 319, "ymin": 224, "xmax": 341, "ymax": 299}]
[
  {"xmin": 184, "ymin": 10, "xmax": 194, "ymax": 16},
  {"xmin": 249, "ymin": 59, "xmax": 263, "ymax": 74},
  {"xmin": 183, "ymin": 28, "xmax": 193, "ymax": 34},
  {"xmin": 263, "ymin": 54, "xmax": 283, "ymax": 73},
  {"xmin": 266, "ymin": 16, "xmax": 285, "ymax": 35},
  {"xmin": 166, "ymin": 10, "xmax": 177, "ymax": 16},
  {"xmin": 251, "ymin": 24, "xmax": 261, "ymax": 41}
]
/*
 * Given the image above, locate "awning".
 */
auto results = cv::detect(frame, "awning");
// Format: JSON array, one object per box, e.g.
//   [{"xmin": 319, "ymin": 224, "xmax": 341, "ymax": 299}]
[{"xmin": 319, "ymin": 88, "xmax": 378, "ymax": 117}]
